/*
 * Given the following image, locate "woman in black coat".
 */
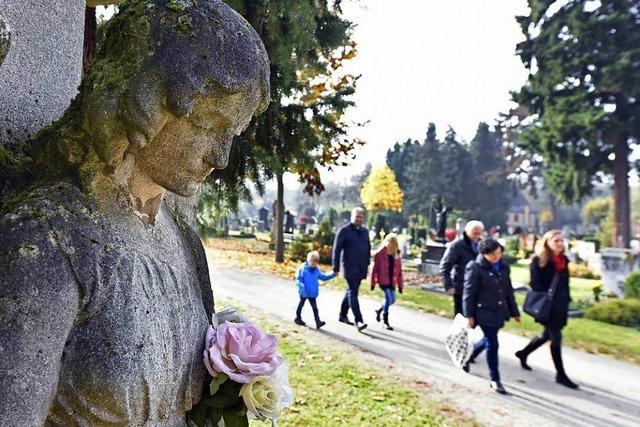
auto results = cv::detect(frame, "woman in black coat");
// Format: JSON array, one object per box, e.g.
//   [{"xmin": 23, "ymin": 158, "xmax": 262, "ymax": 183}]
[
  {"xmin": 515, "ymin": 230, "xmax": 579, "ymax": 389},
  {"xmin": 462, "ymin": 239, "xmax": 521, "ymax": 394}
]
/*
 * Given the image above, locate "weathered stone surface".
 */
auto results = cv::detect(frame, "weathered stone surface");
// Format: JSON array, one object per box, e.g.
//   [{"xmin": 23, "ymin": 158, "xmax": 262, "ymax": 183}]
[
  {"xmin": 0, "ymin": 0, "xmax": 84, "ymax": 144},
  {"xmin": 0, "ymin": 0, "xmax": 269, "ymax": 425},
  {"xmin": 0, "ymin": 12, "xmax": 10, "ymax": 67},
  {"xmin": 0, "ymin": 184, "xmax": 211, "ymax": 425}
]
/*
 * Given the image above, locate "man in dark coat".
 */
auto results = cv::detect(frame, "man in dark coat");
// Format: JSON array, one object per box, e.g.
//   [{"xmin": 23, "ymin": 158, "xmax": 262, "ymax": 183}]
[
  {"xmin": 439, "ymin": 220, "xmax": 484, "ymax": 315},
  {"xmin": 333, "ymin": 207, "xmax": 371, "ymax": 331}
]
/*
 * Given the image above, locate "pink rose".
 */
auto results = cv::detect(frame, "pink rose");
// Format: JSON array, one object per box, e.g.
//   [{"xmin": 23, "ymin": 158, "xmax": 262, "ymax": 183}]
[{"xmin": 203, "ymin": 322, "xmax": 283, "ymax": 383}]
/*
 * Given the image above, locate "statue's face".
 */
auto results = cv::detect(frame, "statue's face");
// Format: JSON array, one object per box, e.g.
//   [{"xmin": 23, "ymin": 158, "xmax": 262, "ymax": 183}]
[{"xmin": 135, "ymin": 91, "xmax": 259, "ymax": 196}]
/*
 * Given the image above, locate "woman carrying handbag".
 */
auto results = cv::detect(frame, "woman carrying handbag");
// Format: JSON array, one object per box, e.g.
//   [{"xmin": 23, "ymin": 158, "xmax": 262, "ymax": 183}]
[{"xmin": 516, "ymin": 230, "xmax": 579, "ymax": 389}]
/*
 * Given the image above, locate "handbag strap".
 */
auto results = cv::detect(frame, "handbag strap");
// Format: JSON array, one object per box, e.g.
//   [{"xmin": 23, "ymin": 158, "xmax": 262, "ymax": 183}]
[{"xmin": 547, "ymin": 271, "xmax": 561, "ymax": 300}]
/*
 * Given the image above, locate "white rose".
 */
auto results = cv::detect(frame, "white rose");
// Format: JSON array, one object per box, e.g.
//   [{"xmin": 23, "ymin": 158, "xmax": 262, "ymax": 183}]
[
  {"xmin": 240, "ymin": 363, "xmax": 293, "ymax": 421},
  {"xmin": 211, "ymin": 307, "xmax": 249, "ymax": 328}
]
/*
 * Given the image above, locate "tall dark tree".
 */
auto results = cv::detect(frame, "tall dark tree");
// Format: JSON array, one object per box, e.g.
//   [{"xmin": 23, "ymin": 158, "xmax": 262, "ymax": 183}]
[
  {"xmin": 205, "ymin": 0, "xmax": 363, "ymax": 262},
  {"xmin": 467, "ymin": 122, "xmax": 510, "ymax": 228},
  {"xmin": 386, "ymin": 138, "xmax": 419, "ymax": 191},
  {"xmin": 438, "ymin": 127, "xmax": 472, "ymax": 210},
  {"xmin": 508, "ymin": 0, "xmax": 640, "ymax": 247},
  {"xmin": 396, "ymin": 123, "xmax": 443, "ymax": 216}
]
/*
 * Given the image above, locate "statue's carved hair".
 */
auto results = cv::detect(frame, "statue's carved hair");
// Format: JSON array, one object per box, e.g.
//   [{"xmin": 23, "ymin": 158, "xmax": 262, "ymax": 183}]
[{"xmin": 32, "ymin": 0, "xmax": 269, "ymax": 187}]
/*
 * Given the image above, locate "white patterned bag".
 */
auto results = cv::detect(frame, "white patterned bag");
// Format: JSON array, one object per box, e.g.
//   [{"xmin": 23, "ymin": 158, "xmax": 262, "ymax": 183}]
[{"xmin": 444, "ymin": 314, "xmax": 474, "ymax": 368}]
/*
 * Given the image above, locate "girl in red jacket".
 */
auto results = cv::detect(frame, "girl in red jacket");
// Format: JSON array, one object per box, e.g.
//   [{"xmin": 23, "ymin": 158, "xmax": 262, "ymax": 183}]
[{"xmin": 371, "ymin": 233, "xmax": 404, "ymax": 330}]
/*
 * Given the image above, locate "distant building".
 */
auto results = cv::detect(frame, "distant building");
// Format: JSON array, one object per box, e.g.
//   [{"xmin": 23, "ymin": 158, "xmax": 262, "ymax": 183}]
[{"xmin": 507, "ymin": 191, "xmax": 538, "ymax": 232}]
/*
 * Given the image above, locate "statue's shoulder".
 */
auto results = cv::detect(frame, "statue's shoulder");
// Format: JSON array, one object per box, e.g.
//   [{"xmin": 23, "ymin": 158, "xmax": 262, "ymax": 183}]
[{"xmin": 1, "ymin": 182, "xmax": 97, "ymax": 253}]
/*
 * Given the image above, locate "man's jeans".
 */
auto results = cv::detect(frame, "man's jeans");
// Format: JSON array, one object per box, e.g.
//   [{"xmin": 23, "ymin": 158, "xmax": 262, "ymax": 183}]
[{"xmin": 340, "ymin": 279, "xmax": 364, "ymax": 323}]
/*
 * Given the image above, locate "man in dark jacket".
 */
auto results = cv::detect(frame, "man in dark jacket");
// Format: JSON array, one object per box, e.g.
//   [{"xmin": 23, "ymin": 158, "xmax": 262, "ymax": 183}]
[
  {"xmin": 439, "ymin": 220, "xmax": 484, "ymax": 315},
  {"xmin": 333, "ymin": 207, "xmax": 371, "ymax": 331}
]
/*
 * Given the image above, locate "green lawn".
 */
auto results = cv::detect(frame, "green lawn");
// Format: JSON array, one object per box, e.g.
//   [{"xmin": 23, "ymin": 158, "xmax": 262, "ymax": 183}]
[{"xmin": 215, "ymin": 299, "xmax": 475, "ymax": 427}]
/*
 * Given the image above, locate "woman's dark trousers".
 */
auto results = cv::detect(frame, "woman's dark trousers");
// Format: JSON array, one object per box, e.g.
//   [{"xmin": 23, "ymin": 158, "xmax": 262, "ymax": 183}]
[
  {"xmin": 519, "ymin": 326, "xmax": 568, "ymax": 376},
  {"xmin": 296, "ymin": 297, "xmax": 320, "ymax": 323},
  {"xmin": 478, "ymin": 325, "xmax": 500, "ymax": 382},
  {"xmin": 340, "ymin": 279, "xmax": 364, "ymax": 323}
]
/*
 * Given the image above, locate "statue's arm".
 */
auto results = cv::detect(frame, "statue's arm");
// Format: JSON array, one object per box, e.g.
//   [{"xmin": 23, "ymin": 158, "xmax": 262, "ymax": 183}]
[{"xmin": 0, "ymin": 214, "xmax": 79, "ymax": 425}]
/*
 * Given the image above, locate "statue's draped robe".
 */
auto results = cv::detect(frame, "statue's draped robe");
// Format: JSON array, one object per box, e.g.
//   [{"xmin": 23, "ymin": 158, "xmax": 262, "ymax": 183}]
[{"xmin": 0, "ymin": 183, "xmax": 213, "ymax": 426}]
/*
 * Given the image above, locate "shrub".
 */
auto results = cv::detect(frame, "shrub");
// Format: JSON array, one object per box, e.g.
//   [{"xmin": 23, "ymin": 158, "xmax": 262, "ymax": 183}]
[
  {"xmin": 504, "ymin": 237, "xmax": 520, "ymax": 253},
  {"xmin": 584, "ymin": 299, "xmax": 640, "ymax": 327},
  {"xmin": 288, "ymin": 240, "xmax": 311, "ymax": 262},
  {"xmin": 569, "ymin": 263, "xmax": 600, "ymax": 280},
  {"xmin": 623, "ymin": 271, "xmax": 640, "ymax": 299},
  {"xmin": 312, "ymin": 243, "xmax": 333, "ymax": 265},
  {"xmin": 314, "ymin": 218, "xmax": 335, "ymax": 247},
  {"xmin": 592, "ymin": 283, "xmax": 603, "ymax": 302}
]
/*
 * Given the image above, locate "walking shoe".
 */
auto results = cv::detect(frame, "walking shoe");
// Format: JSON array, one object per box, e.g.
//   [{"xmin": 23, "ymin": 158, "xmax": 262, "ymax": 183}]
[
  {"xmin": 316, "ymin": 320, "xmax": 326, "ymax": 329},
  {"xmin": 294, "ymin": 318, "xmax": 306, "ymax": 326},
  {"xmin": 356, "ymin": 321, "xmax": 368, "ymax": 332},
  {"xmin": 462, "ymin": 362, "xmax": 470, "ymax": 373},
  {"xmin": 338, "ymin": 316, "xmax": 354, "ymax": 325},
  {"xmin": 375, "ymin": 308, "xmax": 382, "ymax": 322},
  {"xmin": 556, "ymin": 374, "xmax": 579, "ymax": 389},
  {"xmin": 515, "ymin": 350, "xmax": 533, "ymax": 371},
  {"xmin": 490, "ymin": 381, "xmax": 507, "ymax": 394},
  {"xmin": 383, "ymin": 313, "xmax": 393, "ymax": 331}
]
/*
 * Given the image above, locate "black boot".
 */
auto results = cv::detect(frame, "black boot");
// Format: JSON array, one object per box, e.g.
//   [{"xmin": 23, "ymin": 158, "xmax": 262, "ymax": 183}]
[
  {"xmin": 551, "ymin": 344, "xmax": 579, "ymax": 389},
  {"xmin": 375, "ymin": 308, "xmax": 382, "ymax": 322},
  {"xmin": 490, "ymin": 380, "xmax": 507, "ymax": 394},
  {"xmin": 515, "ymin": 336, "xmax": 546, "ymax": 371},
  {"xmin": 383, "ymin": 313, "xmax": 393, "ymax": 331}
]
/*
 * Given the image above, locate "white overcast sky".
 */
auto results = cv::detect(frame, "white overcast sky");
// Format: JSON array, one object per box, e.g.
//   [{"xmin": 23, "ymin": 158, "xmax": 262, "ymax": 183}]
[
  {"xmin": 99, "ymin": 1, "xmax": 532, "ymax": 188},
  {"xmin": 329, "ymin": 0, "xmax": 531, "ymax": 183}
]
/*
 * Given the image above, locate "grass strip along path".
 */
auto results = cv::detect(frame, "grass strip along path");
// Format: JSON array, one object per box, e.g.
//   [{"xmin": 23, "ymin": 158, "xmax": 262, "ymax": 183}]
[
  {"xmin": 216, "ymin": 298, "xmax": 476, "ymax": 427},
  {"xmin": 205, "ymin": 238, "xmax": 640, "ymax": 364}
]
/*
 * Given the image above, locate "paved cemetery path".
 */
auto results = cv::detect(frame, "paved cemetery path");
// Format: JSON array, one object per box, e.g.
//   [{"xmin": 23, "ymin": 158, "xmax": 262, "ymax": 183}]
[{"xmin": 209, "ymin": 264, "xmax": 640, "ymax": 427}]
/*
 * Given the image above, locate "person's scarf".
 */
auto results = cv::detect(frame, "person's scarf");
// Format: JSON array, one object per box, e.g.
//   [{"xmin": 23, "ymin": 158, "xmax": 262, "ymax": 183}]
[{"xmin": 551, "ymin": 253, "xmax": 567, "ymax": 272}]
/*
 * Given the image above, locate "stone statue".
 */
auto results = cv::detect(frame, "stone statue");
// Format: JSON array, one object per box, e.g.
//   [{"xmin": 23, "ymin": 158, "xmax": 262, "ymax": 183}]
[
  {"xmin": 0, "ymin": 1, "xmax": 269, "ymax": 425},
  {"xmin": 432, "ymin": 196, "xmax": 450, "ymax": 243}
]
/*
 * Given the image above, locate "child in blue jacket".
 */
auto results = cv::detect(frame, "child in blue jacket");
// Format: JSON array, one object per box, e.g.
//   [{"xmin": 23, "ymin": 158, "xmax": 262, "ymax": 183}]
[{"xmin": 295, "ymin": 250, "xmax": 335, "ymax": 329}]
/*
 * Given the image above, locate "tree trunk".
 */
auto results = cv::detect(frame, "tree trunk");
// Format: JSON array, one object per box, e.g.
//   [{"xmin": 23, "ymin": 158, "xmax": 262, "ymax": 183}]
[
  {"xmin": 83, "ymin": 7, "xmax": 97, "ymax": 77},
  {"xmin": 613, "ymin": 130, "xmax": 631, "ymax": 248},
  {"xmin": 549, "ymin": 193, "xmax": 559, "ymax": 229},
  {"xmin": 274, "ymin": 172, "xmax": 285, "ymax": 263}
]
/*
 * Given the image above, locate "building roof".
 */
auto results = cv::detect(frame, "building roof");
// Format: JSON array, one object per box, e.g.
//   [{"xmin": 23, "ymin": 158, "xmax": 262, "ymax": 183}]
[{"xmin": 507, "ymin": 190, "xmax": 538, "ymax": 215}]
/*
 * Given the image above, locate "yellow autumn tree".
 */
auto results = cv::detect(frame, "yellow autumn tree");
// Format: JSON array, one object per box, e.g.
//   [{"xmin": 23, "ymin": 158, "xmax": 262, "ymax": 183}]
[{"xmin": 360, "ymin": 165, "xmax": 404, "ymax": 212}]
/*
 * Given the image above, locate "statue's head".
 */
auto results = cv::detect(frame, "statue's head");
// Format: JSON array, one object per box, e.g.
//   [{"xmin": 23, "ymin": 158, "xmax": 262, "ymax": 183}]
[{"xmin": 38, "ymin": 0, "xmax": 269, "ymax": 197}]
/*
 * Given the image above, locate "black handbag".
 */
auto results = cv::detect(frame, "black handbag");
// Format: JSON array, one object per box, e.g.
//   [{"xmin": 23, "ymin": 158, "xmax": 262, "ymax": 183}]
[{"xmin": 523, "ymin": 272, "xmax": 560, "ymax": 322}]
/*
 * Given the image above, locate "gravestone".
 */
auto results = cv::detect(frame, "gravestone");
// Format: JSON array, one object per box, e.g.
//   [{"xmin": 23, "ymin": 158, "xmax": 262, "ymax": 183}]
[
  {"xmin": 0, "ymin": 0, "xmax": 85, "ymax": 143},
  {"xmin": 258, "ymin": 206, "xmax": 269, "ymax": 231},
  {"xmin": 0, "ymin": 1, "xmax": 270, "ymax": 424},
  {"xmin": 284, "ymin": 210, "xmax": 295, "ymax": 233},
  {"xmin": 420, "ymin": 243, "xmax": 446, "ymax": 275},
  {"xmin": 600, "ymin": 248, "xmax": 640, "ymax": 297},
  {"xmin": 0, "ymin": 11, "xmax": 10, "ymax": 66}
]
